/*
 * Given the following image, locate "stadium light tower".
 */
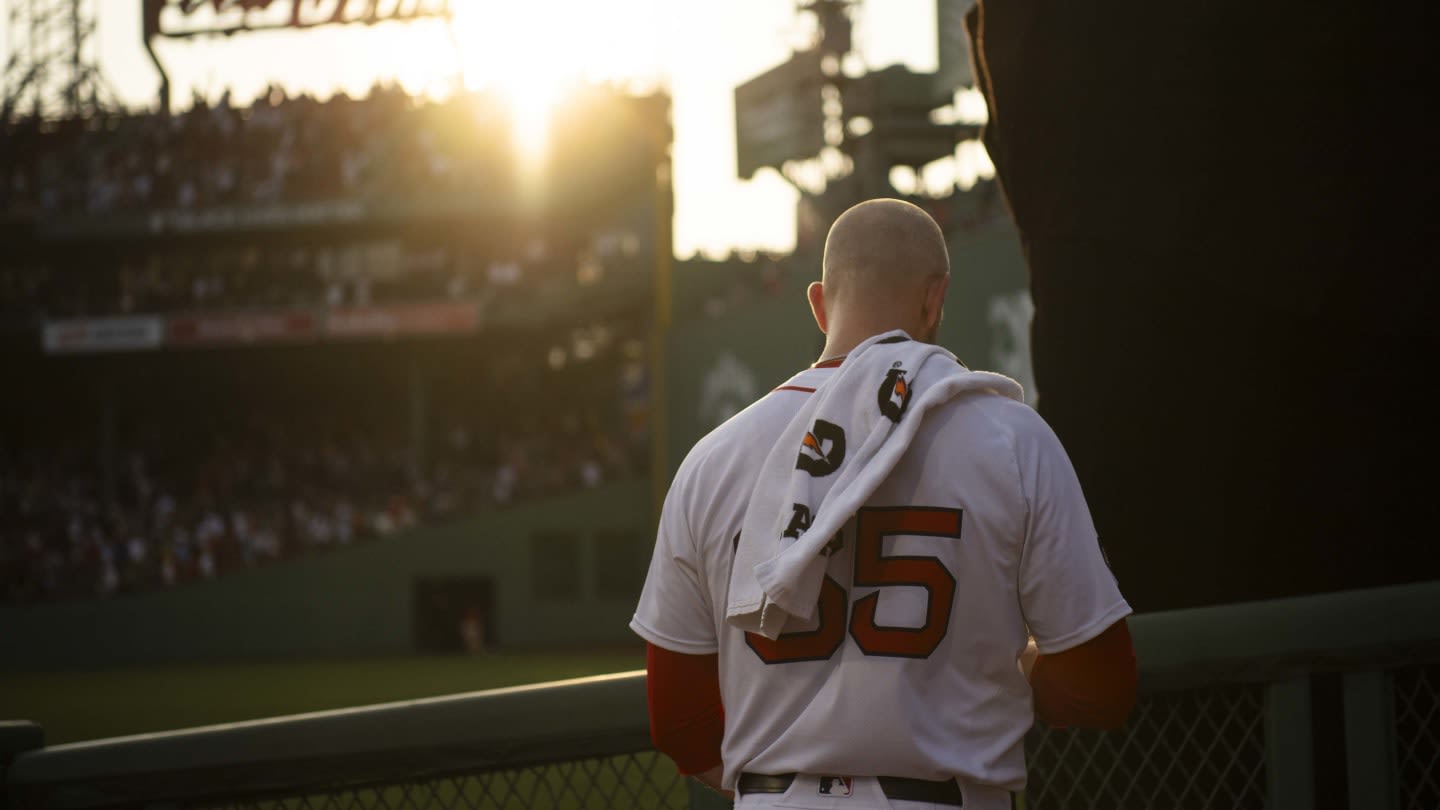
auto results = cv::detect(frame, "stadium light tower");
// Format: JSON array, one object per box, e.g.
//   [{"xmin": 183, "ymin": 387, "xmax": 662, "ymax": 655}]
[
  {"xmin": 1, "ymin": 0, "xmax": 113, "ymax": 122},
  {"xmin": 734, "ymin": 0, "xmax": 979, "ymax": 250}
]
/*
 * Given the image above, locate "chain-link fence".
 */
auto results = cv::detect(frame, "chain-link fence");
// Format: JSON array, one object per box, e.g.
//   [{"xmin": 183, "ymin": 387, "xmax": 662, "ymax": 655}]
[
  {"xmin": 1394, "ymin": 662, "xmax": 1439, "ymax": 810},
  {"xmin": 170, "ymin": 680, "xmax": 1272, "ymax": 810},
  {"xmin": 7, "ymin": 585, "xmax": 1440, "ymax": 810},
  {"xmin": 194, "ymin": 682, "xmax": 1274, "ymax": 810},
  {"xmin": 200, "ymin": 752, "xmax": 688, "ymax": 810},
  {"xmin": 1025, "ymin": 683, "xmax": 1267, "ymax": 810}
]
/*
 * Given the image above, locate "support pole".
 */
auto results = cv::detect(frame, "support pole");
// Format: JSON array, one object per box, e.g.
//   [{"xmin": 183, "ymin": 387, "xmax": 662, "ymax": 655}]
[
  {"xmin": 1266, "ymin": 676, "xmax": 1316, "ymax": 810},
  {"xmin": 409, "ymin": 363, "xmax": 428, "ymax": 484},
  {"xmin": 1344, "ymin": 670, "xmax": 1398, "ymax": 810},
  {"xmin": 100, "ymin": 373, "xmax": 117, "ymax": 512},
  {"xmin": 648, "ymin": 119, "xmax": 673, "ymax": 535},
  {"xmin": 141, "ymin": 1, "xmax": 169, "ymax": 114},
  {"xmin": 0, "ymin": 721, "xmax": 44, "ymax": 810}
]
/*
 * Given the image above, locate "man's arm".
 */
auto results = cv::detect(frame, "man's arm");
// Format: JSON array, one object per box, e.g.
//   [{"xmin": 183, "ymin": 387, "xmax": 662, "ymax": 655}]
[
  {"xmin": 1009, "ymin": 406, "xmax": 1136, "ymax": 729},
  {"xmin": 645, "ymin": 643, "xmax": 732, "ymax": 799},
  {"xmin": 1025, "ymin": 618, "xmax": 1137, "ymax": 730}
]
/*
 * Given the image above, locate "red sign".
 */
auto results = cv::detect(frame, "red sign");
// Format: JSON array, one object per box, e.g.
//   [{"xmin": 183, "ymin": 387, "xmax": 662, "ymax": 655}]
[
  {"xmin": 325, "ymin": 301, "xmax": 480, "ymax": 339},
  {"xmin": 167, "ymin": 311, "xmax": 318, "ymax": 346}
]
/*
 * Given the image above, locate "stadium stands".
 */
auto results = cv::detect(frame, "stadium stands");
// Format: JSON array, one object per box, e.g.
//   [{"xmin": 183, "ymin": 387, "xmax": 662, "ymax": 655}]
[
  {"xmin": 0, "ymin": 83, "xmax": 510, "ymax": 215},
  {"xmin": 0, "ymin": 337, "xmax": 649, "ymax": 604},
  {"xmin": 0, "ymin": 83, "xmax": 665, "ymax": 326},
  {"xmin": 0, "ymin": 78, "xmax": 827, "ymax": 613},
  {"xmin": 0, "ymin": 232, "xmax": 646, "ymax": 324},
  {"xmin": 0, "ymin": 83, "xmax": 669, "ymax": 605}
]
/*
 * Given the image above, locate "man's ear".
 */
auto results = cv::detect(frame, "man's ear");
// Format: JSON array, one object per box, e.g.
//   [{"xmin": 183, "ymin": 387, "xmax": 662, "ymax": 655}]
[
  {"xmin": 807, "ymin": 281, "xmax": 829, "ymax": 334},
  {"xmin": 924, "ymin": 274, "xmax": 950, "ymax": 331}
]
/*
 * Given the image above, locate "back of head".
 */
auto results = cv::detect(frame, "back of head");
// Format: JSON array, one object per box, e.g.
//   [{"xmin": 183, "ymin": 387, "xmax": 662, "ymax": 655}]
[{"xmin": 822, "ymin": 198, "xmax": 950, "ymax": 311}]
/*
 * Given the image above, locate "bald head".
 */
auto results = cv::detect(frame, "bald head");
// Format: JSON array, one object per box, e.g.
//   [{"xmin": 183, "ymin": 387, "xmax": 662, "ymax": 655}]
[
  {"xmin": 822, "ymin": 198, "xmax": 950, "ymax": 305},
  {"xmin": 808, "ymin": 199, "xmax": 950, "ymax": 353}
]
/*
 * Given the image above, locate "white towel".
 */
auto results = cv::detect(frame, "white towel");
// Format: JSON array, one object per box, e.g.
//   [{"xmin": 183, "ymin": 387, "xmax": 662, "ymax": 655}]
[{"xmin": 725, "ymin": 330, "xmax": 1024, "ymax": 639}]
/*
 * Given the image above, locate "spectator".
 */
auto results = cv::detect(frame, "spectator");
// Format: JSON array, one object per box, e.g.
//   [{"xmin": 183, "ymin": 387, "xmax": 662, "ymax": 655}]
[
  {"xmin": 0, "ymin": 82, "xmax": 661, "ymax": 326},
  {"xmin": 0, "ymin": 381, "xmax": 648, "ymax": 603}
]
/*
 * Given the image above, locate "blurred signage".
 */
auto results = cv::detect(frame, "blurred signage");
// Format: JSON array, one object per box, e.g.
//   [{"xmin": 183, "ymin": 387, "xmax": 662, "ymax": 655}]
[
  {"xmin": 699, "ymin": 352, "xmax": 758, "ymax": 431},
  {"xmin": 145, "ymin": 0, "xmax": 450, "ymax": 39},
  {"xmin": 864, "ymin": 120, "xmax": 972, "ymax": 170},
  {"xmin": 42, "ymin": 317, "xmax": 164, "ymax": 354},
  {"xmin": 167, "ymin": 311, "xmax": 318, "ymax": 346},
  {"xmin": 845, "ymin": 65, "xmax": 955, "ymax": 118},
  {"xmin": 40, "ymin": 302, "xmax": 489, "ymax": 353},
  {"xmin": 935, "ymin": 0, "xmax": 977, "ymax": 92},
  {"xmin": 40, "ymin": 196, "xmax": 489, "ymax": 239},
  {"xmin": 325, "ymin": 302, "xmax": 480, "ymax": 338},
  {"xmin": 734, "ymin": 50, "xmax": 827, "ymax": 179},
  {"xmin": 146, "ymin": 201, "xmax": 368, "ymax": 235},
  {"xmin": 986, "ymin": 289, "xmax": 1038, "ymax": 406}
]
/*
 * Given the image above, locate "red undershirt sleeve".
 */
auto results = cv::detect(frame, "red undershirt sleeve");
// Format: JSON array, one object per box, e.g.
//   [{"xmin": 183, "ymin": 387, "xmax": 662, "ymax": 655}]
[
  {"xmin": 1030, "ymin": 618, "xmax": 1138, "ymax": 730},
  {"xmin": 646, "ymin": 643, "xmax": 725, "ymax": 775}
]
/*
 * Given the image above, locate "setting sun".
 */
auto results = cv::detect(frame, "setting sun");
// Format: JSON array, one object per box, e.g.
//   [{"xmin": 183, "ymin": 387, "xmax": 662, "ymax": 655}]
[
  {"xmin": 447, "ymin": 0, "xmax": 667, "ymax": 158},
  {"xmin": 94, "ymin": 0, "xmax": 848, "ymax": 253}
]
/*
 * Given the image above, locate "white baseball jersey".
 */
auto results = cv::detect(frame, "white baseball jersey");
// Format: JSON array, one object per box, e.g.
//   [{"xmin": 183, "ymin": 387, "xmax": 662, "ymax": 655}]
[{"xmin": 631, "ymin": 359, "xmax": 1130, "ymax": 792}]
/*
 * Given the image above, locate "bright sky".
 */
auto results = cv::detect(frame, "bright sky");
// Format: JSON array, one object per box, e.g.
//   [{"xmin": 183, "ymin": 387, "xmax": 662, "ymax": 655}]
[{"xmin": 43, "ymin": 0, "xmax": 960, "ymax": 256}]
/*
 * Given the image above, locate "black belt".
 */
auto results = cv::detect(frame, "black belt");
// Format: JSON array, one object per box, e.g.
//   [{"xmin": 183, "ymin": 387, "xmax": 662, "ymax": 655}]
[{"xmin": 737, "ymin": 772, "xmax": 964, "ymax": 806}]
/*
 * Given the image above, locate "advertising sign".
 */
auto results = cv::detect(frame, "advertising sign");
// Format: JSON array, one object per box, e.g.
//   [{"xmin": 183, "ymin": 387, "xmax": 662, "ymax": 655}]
[
  {"xmin": 145, "ymin": 0, "xmax": 450, "ymax": 39},
  {"xmin": 145, "ymin": 200, "xmax": 367, "ymax": 235},
  {"xmin": 936, "ymin": 0, "xmax": 977, "ymax": 92},
  {"xmin": 325, "ymin": 301, "xmax": 480, "ymax": 339},
  {"xmin": 734, "ymin": 50, "xmax": 827, "ymax": 179},
  {"xmin": 166, "ymin": 311, "xmax": 318, "ymax": 346},
  {"xmin": 42, "ymin": 317, "xmax": 164, "ymax": 354}
]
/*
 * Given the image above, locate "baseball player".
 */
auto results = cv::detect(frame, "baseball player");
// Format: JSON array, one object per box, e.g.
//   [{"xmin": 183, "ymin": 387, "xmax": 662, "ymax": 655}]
[{"xmin": 632, "ymin": 199, "xmax": 1136, "ymax": 809}]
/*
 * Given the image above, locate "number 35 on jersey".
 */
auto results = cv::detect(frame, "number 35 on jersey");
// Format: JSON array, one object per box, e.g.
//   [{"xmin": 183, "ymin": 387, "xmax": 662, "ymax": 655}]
[{"xmin": 743, "ymin": 506, "xmax": 963, "ymax": 664}]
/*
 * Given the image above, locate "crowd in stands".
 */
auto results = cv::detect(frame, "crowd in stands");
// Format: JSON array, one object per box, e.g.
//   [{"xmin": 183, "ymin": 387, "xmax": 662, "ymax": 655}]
[
  {"xmin": 0, "ymin": 81, "xmax": 659, "ymax": 328},
  {"xmin": 0, "ymin": 81, "xmax": 660, "ymax": 217},
  {"xmin": 0, "ymin": 336, "xmax": 651, "ymax": 604},
  {"xmin": 0, "ymin": 83, "xmax": 515, "ymax": 216},
  {"xmin": 0, "ymin": 412, "xmax": 646, "ymax": 604},
  {"xmin": 0, "ymin": 229, "xmax": 647, "ymax": 325},
  {"xmin": 0, "ymin": 82, "xmax": 790, "ymax": 605}
]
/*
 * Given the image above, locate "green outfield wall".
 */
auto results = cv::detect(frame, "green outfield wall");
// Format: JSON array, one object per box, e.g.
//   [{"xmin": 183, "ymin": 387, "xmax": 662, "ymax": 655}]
[
  {"xmin": 664, "ymin": 260, "xmax": 821, "ymax": 478},
  {"xmin": 0, "ymin": 215, "xmax": 1026, "ymax": 670},
  {"xmin": 0, "ymin": 480, "xmax": 651, "ymax": 669},
  {"xmin": 664, "ymin": 215, "xmax": 1029, "ymax": 479},
  {"xmin": 936, "ymin": 218, "xmax": 1034, "ymax": 401}
]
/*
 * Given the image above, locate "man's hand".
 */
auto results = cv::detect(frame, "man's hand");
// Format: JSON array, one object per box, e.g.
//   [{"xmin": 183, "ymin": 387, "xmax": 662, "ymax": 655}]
[{"xmin": 692, "ymin": 765, "xmax": 733, "ymax": 800}]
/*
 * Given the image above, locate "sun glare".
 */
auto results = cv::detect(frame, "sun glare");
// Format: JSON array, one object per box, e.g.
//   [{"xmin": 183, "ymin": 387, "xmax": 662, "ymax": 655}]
[
  {"xmin": 446, "ymin": 0, "xmax": 665, "ymax": 162},
  {"xmin": 503, "ymin": 75, "xmax": 565, "ymax": 163}
]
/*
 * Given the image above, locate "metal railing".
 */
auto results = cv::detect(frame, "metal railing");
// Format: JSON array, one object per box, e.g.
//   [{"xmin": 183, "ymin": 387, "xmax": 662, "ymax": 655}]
[
  {"xmin": 195, "ymin": 752, "xmax": 687, "ymax": 810},
  {"xmin": 5, "ymin": 582, "xmax": 1439, "ymax": 810}
]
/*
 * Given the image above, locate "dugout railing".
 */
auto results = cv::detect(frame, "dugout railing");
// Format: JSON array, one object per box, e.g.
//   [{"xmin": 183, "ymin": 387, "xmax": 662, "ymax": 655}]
[{"xmin": 4, "ymin": 581, "xmax": 1438, "ymax": 810}]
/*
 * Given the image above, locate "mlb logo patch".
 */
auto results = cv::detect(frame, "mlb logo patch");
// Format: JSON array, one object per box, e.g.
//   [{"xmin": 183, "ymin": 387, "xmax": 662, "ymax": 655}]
[{"xmin": 818, "ymin": 776, "xmax": 853, "ymax": 797}]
